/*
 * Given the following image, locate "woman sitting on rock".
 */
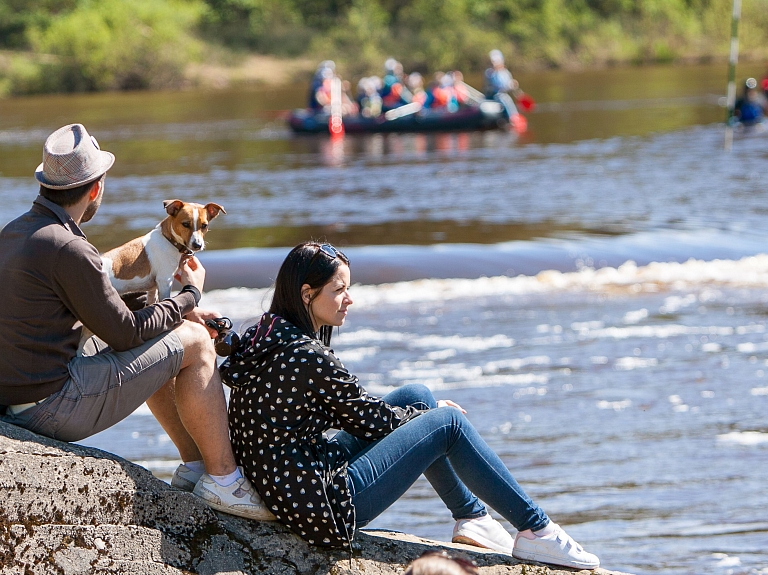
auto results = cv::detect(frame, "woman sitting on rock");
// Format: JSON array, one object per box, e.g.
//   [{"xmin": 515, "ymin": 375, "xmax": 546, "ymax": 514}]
[{"xmin": 219, "ymin": 242, "xmax": 600, "ymax": 570}]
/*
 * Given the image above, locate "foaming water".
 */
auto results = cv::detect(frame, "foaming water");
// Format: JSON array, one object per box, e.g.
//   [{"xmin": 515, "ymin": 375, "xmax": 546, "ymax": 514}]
[
  {"xmin": 80, "ymin": 257, "xmax": 768, "ymax": 574},
  {"xmin": 200, "ymin": 251, "xmax": 768, "ymax": 316}
]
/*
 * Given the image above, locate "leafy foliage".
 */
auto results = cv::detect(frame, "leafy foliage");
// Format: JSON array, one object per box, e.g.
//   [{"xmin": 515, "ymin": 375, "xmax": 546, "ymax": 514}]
[
  {"xmin": 0, "ymin": 0, "xmax": 203, "ymax": 94},
  {"xmin": 1, "ymin": 0, "xmax": 768, "ymax": 95},
  {"xmin": 199, "ymin": 0, "xmax": 768, "ymax": 74},
  {"xmin": 197, "ymin": 0, "xmax": 311, "ymax": 54},
  {"xmin": 0, "ymin": 0, "xmax": 77, "ymax": 49}
]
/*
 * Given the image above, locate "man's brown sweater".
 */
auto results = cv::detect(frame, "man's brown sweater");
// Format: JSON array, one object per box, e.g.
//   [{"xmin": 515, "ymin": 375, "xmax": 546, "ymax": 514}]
[{"xmin": 0, "ymin": 196, "xmax": 196, "ymax": 405}]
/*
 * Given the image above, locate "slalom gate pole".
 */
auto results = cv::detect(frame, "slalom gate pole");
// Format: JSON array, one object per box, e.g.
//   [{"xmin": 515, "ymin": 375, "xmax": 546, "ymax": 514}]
[{"xmin": 724, "ymin": 0, "xmax": 741, "ymax": 151}]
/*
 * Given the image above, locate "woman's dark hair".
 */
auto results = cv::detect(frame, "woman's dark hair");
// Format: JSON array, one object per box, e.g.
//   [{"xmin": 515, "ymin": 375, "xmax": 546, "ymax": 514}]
[{"xmin": 270, "ymin": 242, "xmax": 350, "ymax": 346}]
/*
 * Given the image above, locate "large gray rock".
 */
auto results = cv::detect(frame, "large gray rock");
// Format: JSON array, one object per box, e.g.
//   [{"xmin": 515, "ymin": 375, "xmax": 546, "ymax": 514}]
[{"xmin": 0, "ymin": 421, "xmax": 632, "ymax": 575}]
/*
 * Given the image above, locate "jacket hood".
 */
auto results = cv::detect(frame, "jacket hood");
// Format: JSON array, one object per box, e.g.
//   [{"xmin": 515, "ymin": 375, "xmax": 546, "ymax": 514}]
[{"xmin": 220, "ymin": 313, "xmax": 311, "ymax": 388}]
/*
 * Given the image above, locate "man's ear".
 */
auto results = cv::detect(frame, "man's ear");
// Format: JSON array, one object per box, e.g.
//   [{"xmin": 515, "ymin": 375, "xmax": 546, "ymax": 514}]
[
  {"xmin": 89, "ymin": 179, "xmax": 102, "ymax": 201},
  {"xmin": 301, "ymin": 284, "xmax": 312, "ymax": 305}
]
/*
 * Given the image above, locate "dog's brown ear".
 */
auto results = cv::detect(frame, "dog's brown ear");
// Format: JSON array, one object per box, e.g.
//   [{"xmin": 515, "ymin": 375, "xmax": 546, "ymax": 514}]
[
  {"xmin": 163, "ymin": 199, "xmax": 184, "ymax": 216},
  {"xmin": 205, "ymin": 203, "xmax": 226, "ymax": 219}
]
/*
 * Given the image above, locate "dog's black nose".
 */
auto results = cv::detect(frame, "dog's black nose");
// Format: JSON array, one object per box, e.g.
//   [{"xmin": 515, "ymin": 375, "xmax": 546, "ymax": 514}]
[{"xmin": 191, "ymin": 240, "xmax": 203, "ymax": 250}]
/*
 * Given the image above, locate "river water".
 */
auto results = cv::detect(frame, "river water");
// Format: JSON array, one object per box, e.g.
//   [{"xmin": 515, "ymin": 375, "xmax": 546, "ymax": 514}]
[{"xmin": 1, "ymin": 63, "xmax": 767, "ymax": 575}]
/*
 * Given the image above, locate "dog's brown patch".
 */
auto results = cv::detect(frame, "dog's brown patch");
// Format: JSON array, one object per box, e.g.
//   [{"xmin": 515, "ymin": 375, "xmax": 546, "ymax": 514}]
[
  {"xmin": 160, "ymin": 216, "xmax": 190, "ymax": 249},
  {"xmin": 103, "ymin": 238, "xmax": 152, "ymax": 279}
]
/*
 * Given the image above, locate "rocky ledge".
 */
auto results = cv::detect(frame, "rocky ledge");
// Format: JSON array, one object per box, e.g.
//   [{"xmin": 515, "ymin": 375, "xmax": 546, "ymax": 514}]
[{"xmin": 0, "ymin": 421, "xmax": 633, "ymax": 575}]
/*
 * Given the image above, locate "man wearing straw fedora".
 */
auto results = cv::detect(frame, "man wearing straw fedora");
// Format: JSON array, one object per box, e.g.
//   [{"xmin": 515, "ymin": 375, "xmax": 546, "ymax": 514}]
[{"xmin": 0, "ymin": 124, "xmax": 274, "ymax": 521}]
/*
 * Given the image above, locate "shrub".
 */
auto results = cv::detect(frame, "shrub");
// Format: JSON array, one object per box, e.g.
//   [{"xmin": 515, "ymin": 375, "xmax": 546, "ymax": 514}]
[
  {"xmin": 199, "ymin": 0, "xmax": 312, "ymax": 56},
  {"xmin": 0, "ymin": 0, "xmax": 77, "ymax": 50},
  {"xmin": 308, "ymin": 0, "xmax": 392, "ymax": 77},
  {"xmin": 27, "ymin": 0, "xmax": 205, "ymax": 92}
]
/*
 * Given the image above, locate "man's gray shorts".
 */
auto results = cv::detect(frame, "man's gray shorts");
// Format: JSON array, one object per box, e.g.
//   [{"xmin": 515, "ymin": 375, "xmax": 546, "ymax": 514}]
[{"xmin": 2, "ymin": 330, "xmax": 183, "ymax": 442}]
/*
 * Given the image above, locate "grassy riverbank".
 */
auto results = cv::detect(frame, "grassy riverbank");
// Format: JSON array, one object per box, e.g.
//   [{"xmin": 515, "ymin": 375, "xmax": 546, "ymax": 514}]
[{"xmin": 1, "ymin": 0, "xmax": 767, "ymax": 96}]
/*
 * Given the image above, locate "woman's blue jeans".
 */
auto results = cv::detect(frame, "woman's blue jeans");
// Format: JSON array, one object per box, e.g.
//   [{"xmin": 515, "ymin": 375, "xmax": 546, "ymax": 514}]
[{"xmin": 330, "ymin": 384, "xmax": 549, "ymax": 532}]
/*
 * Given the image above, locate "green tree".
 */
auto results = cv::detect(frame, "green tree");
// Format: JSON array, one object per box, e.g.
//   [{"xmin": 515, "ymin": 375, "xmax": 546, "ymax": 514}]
[
  {"xmin": 199, "ymin": 0, "xmax": 311, "ymax": 55},
  {"xmin": 0, "ymin": 0, "xmax": 76, "ymax": 48},
  {"xmin": 28, "ymin": 0, "xmax": 204, "ymax": 91}
]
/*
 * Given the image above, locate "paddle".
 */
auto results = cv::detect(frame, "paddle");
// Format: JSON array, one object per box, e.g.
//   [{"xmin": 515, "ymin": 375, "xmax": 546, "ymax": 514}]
[
  {"xmin": 458, "ymin": 81, "xmax": 486, "ymax": 105},
  {"xmin": 384, "ymin": 101, "xmax": 423, "ymax": 121},
  {"xmin": 497, "ymin": 92, "xmax": 527, "ymax": 133},
  {"xmin": 513, "ymin": 88, "xmax": 536, "ymax": 112},
  {"xmin": 461, "ymin": 78, "xmax": 535, "ymax": 111}
]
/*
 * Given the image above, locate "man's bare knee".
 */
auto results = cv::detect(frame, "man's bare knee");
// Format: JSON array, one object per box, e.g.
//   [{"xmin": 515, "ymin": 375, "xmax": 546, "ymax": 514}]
[{"xmin": 174, "ymin": 320, "xmax": 216, "ymax": 369}]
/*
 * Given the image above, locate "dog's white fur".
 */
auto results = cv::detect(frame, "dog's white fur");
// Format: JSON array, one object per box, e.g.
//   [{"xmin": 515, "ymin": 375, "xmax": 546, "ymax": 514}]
[{"xmin": 103, "ymin": 227, "xmax": 181, "ymax": 303}]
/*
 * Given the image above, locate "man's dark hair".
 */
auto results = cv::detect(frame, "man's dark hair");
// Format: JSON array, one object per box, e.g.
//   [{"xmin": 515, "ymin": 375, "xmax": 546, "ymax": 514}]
[
  {"xmin": 39, "ymin": 175, "xmax": 103, "ymax": 207},
  {"xmin": 270, "ymin": 242, "xmax": 350, "ymax": 346}
]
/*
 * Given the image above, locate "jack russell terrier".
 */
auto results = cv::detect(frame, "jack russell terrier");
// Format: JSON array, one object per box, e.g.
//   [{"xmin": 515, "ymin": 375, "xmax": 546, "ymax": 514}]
[
  {"xmin": 102, "ymin": 199, "xmax": 226, "ymax": 303},
  {"xmin": 77, "ymin": 199, "xmax": 225, "ymax": 355}
]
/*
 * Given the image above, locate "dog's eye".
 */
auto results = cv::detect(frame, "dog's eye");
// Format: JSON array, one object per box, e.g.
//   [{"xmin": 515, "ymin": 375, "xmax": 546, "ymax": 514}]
[
  {"xmin": 182, "ymin": 222, "xmax": 191, "ymax": 228},
  {"xmin": 201, "ymin": 223, "xmax": 208, "ymax": 230}
]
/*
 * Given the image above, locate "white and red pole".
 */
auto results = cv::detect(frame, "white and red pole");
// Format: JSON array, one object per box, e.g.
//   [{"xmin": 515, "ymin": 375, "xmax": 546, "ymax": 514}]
[
  {"xmin": 724, "ymin": 0, "xmax": 741, "ymax": 151},
  {"xmin": 329, "ymin": 76, "xmax": 345, "ymax": 137}
]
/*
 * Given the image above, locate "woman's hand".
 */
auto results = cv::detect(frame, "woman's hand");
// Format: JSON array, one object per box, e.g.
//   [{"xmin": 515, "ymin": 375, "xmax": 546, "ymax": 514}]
[{"xmin": 436, "ymin": 399, "xmax": 466, "ymax": 414}]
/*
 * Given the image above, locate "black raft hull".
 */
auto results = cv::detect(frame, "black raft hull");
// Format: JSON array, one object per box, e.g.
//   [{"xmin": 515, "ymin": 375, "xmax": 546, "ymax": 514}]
[{"xmin": 288, "ymin": 101, "xmax": 510, "ymax": 134}]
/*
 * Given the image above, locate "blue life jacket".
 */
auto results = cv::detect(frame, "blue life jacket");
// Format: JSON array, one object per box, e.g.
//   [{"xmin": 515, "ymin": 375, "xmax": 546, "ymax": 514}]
[{"xmin": 737, "ymin": 99, "xmax": 764, "ymax": 125}]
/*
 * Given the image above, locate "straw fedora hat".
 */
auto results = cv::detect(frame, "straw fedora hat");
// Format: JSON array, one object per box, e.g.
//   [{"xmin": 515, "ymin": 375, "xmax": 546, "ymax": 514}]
[{"xmin": 35, "ymin": 124, "xmax": 115, "ymax": 190}]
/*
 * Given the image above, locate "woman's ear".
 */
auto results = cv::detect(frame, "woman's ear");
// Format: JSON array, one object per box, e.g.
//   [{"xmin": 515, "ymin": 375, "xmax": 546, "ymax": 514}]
[{"xmin": 301, "ymin": 284, "xmax": 312, "ymax": 305}]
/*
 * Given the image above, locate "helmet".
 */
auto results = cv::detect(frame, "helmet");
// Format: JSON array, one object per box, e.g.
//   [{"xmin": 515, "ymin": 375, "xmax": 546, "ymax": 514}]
[
  {"xmin": 407, "ymin": 72, "xmax": 423, "ymax": 89},
  {"xmin": 489, "ymin": 49, "xmax": 504, "ymax": 65}
]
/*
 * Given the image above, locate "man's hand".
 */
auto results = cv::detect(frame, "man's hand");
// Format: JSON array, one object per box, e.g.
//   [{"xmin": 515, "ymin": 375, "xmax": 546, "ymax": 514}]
[
  {"xmin": 174, "ymin": 256, "xmax": 205, "ymax": 293},
  {"xmin": 436, "ymin": 399, "xmax": 467, "ymax": 413},
  {"xmin": 186, "ymin": 308, "xmax": 222, "ymax": 338}
]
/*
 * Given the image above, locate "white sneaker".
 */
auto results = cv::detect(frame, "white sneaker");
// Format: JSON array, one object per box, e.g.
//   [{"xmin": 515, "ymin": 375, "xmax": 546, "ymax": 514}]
[
  {"xmin": 452, "ymin": 515, "xmax": 515, "ymax": 554},
  {"xmin": 512, "ymin": 523, "xmax": 600, "ymax": 570},
  {"xmin": 170, "ymin": 464, "xmax": 202, "ymax": 492},
  {"xmin": 192, "ymin": 473, "xmax": 277, "ymax": 521}
]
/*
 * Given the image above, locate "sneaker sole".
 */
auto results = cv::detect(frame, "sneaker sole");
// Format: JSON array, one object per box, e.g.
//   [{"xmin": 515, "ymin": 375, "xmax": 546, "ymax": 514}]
[
  {"xmin": 512, "ymin": 549, "xmax": 599, "ymax": 570},
  {"xmin": 193, "ymin": 492, "xmax": 277, "ymax": 522},
  {"xmin": 452, "ymin": 534, "xmax": 511, "ymax": 554},
  {"xmin": 170, "ymin": 476, "xmax": 198, "ymax": 493}
]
